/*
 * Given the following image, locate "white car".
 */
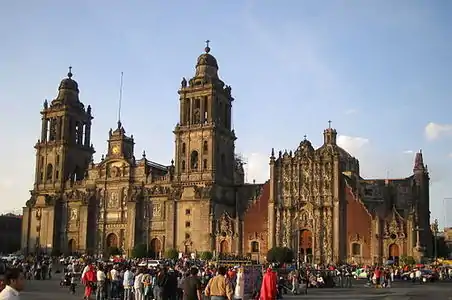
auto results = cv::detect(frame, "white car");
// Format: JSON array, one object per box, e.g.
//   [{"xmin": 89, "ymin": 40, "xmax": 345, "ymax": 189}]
[{"xmin": 1, "ymin": 254, "xmax": 22, "ymax": 262}]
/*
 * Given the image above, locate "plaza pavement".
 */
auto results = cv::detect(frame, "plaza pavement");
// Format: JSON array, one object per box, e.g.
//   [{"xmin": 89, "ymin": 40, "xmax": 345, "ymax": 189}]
[{"xmin": 19, "ymin": 276, "xmax": 452, "ymax": 300}]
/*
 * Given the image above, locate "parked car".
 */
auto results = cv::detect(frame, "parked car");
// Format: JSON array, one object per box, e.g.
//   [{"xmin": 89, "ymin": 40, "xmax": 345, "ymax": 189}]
[{"xmin": 421, "ymin": 270, "xmax": 438, "ymax": 282}]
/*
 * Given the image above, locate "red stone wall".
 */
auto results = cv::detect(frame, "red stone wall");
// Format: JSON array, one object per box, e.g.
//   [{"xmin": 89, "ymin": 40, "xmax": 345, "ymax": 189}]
[
  {"xmin": 345, "ymin": 186, "xmax": 373, "ymax": 262},
  {"xmin": 243, "ymin": 182, "xmax": 269, "ymax": 261}
]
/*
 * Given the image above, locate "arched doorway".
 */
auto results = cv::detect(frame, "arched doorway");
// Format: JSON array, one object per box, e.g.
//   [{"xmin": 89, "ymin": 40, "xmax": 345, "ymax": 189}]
[
  {"xmin": 299, "ymin": 229, "xmax": 313, "ymax": 263},
  {"xmin": 219, "ymin": 240, "xmax": 229, "ymax": 254},
  {"xmin": 68, "ymin": 239, "xmax": 76, "ymax": 254},
  {"xmin": 388, "ymin": 243, "xmax": 400, "ymax": 264},
  {"xmin": 106, "ymin": 233, "xmax": 118, "ymax": 248},
  {"xmin": 150, "ymin": 238, "xmax": 162, "ymax": 259}
]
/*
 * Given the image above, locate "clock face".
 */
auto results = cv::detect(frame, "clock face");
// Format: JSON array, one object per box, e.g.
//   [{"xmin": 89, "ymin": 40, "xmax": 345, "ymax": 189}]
[{"xmin": 112, "ymin": 146, "xmax": 120, "ymax": 154}]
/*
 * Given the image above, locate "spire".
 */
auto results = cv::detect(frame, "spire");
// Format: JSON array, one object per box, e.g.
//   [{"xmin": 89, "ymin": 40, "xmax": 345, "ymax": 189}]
[{"xmin": 413, "ymin": 149, "xmax": 426, "ymax": 172}]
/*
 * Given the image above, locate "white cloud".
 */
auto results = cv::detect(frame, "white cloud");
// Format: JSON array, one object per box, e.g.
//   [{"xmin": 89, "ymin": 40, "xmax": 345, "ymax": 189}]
[
  {"xmin": 448, "ymin": 153, "xmax": 452, "ymax": 158},
  {"xmin": 336, "ymin": 135, "xmax": 369, "ymax": 157},
  {"xmin": 425, "ymin": 122, "xmax": 452, "ymax": 141},
  {"xmin": 403, "ymin": 150, "xmax": 414, "ymax": 154},
  {"xmin": 244, "ymin": 153, "xmax": 270, "ymax": 184}
]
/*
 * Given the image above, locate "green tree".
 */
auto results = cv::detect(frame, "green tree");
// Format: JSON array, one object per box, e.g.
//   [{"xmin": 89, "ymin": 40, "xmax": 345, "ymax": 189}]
[
  {"xmin": 164, "ymin": 248, "xmax": 179, "ymax": 260},
  {"xmin": 200, "ymin": 251, "xmax": 214, "ymax": 261},
  {"xmin": 132, "ymin": 244, "xmax": 148, "ymax": 258},
  {"xmin": 266, "ymin": 247, "xmax": 294, "ymax": 263},
  {"xmin": 108, "ymin": 246, "xmax": 122, "ymax": 257}
]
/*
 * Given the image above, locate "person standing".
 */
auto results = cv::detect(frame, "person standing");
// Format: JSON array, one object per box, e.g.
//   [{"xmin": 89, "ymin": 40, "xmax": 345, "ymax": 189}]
[
  {"xmin": 123, "ymin": 267, "xmax": 135, "ymax": 300},
  {"xmin": 0, "ymin": 268, "xmax": 25, "ymax": 300},
  {"xmin": 259, "ymin": 267, "xmax": 277, "ymax": 300},
  {"xmin": 96, "ymin": 266, "xmax": 106, "ymax": 300},
  {"xmin": 134, "ymin": 268, "xmax": 144, "ymax": 300},
  {"xmin": 233, "ymin": 268, "xmax": 245, "ymax": 300},
  {"xmin": 82, "ymin": 264, "xmax": 96, "ymax": 300},
  {"xmin": 204, "ymin": 266, "xmax": 233, "ymax": 300},
  {"xmin": 183, "ymin": 267, "xmax": 202, "ymax": 300}
]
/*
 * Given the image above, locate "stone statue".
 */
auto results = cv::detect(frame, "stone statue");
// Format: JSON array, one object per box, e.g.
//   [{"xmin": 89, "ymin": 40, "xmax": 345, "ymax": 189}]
[
  {"xmin": 108, "ymin": 192, "xmax": 119, "ymax": 208},
  {"xmin": 181, "ymin": 77, "xmax": 187, "ymax": 88}
]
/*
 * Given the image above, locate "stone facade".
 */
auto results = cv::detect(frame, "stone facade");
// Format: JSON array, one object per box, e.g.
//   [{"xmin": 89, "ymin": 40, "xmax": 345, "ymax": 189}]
[
  {"xmin": 21, "ymin": 45, "xmax": 433, "ymax": 263},
  {"xmin": 21, "ymin": 45, "xmax": 258, "ymax": 257},
  {"xmin": 266, "ymin": 127, "xmax": 432, "ymax": 264}
]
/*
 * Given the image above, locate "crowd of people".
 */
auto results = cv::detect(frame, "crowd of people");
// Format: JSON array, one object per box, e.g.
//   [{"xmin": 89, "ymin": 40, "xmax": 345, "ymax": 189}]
[{"xmin": 0, "ymin": 254, "xmax": 452, "ymax": 300}]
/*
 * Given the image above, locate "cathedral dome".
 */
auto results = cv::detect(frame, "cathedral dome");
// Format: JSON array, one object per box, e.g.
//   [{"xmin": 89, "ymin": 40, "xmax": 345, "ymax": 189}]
[
  {"xmin": 58, "ymin": 67, "xmax": 79, "ymax": 92},
  {"xmin": 194, "ymin": 42, "xmax": 219, "ymax": 79},
  {"xmin": 196, "ymin": 51, "xmax": 218, "ymax": 69}
]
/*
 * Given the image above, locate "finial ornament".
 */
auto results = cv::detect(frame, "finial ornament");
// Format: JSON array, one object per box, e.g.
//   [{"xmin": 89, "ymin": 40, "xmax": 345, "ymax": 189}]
[
  {"xmin": 68, "ymin": 66, "xmax": 73, "ymax": 78},
  {"xmin": 328, "ymin": 120, "xmax": 332, "ymax": 129},
  {"xmin": 303, "ymin": 134, "xmax": 307, "ymax": 140},
  {"xmin": 205, "ymin": 40, "xmax": 211, "ymax": 53}
]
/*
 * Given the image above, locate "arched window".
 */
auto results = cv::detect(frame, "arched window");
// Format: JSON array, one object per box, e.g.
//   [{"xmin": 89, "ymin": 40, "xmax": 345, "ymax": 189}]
[
  {"xmin": 181, "ymin": 160, "xmax": 186, "ymax": 171},
  {"xmin": 351, "ymin": 242, "xmax": 361, "ymax": 256},
  {"xmin": 203, "ymin": 141, "xmax": 208, "ymax": 152},
  {"xmin": 46, "ymin": 164, "xmax": 53, "ymax": 181},
  {"xmin": 190, "ymin": 151, "xmax": 199, "ymax": 170},
  {"xmin": 182, "ymin": 143, "xmax": 186, "ymax": 154},
  {"xmin": 203, "ymin": 159, "xmax": 208, "ymax": 170},
  {"xmin": 251, "ymin": 241, "xmax": 259, "ymax": 253}
]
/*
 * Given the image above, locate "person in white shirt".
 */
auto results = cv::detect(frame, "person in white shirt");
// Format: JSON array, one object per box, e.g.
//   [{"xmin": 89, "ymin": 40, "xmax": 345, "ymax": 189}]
[
  {"xmin": 96, "ymin": 266, "xmax": 106, "ymax": 300},
  {"xmin": 110, "ymin": 267, "xmax": 120, "ymax": 299},
  {"xmin": 133, "ymin": 268, "xmax": 144, "ymax": 300},
  {"xmin": 123, "ymin": 267, "xmax": 134, "ymax": 300},
  {"xmin": 0, "ymin": 268, "xmax": 25, "ymax": 300}
]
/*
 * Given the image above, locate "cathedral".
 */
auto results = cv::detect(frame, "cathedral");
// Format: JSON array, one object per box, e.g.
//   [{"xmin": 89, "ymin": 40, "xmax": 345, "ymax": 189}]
[{"xmin": 21, "ymin": 44, "xmax": 432, "ymax": 264}]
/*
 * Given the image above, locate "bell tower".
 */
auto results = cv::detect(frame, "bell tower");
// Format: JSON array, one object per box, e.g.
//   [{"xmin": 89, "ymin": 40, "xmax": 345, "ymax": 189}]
[
  {"xmin": 34, "ymin": 67, "xmax": 94, "ymax": 190},
  {"xmin": 174, "ymin": 42, "xmax": 236, "ymax": 185}
]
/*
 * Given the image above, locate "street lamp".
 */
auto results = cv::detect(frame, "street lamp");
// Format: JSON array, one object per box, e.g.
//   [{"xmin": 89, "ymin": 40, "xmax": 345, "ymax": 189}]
[{"xmin": 443, "ymin": 198, "xmax": 452, "ymax": 229}]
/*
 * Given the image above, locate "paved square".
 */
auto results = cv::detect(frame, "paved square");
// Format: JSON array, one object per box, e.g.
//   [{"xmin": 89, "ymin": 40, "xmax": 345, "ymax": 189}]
[{"xmin": 19, "ymin": 277, "xmax": 452, "ymax": 300}]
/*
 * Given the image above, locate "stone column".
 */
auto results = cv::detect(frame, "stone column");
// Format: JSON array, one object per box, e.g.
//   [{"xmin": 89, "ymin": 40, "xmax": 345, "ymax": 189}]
[
  {"xmin": 41, "ymin": 117, "xmax": 47, "ymax": 141},
  {"xmin": 333, "ymin": 202, "xmax": 340, "ymax": 263},
  {"xmin": 126, "ymin": 202, "xmax": 136, "ymax": 251},
  {"xmin": 180, "ymin": 99, "xmax": 185, "ymax": 124},
  {"xmin": 189, "ymin": 98, "xmax": 193, "ymax": 124},
  {"xmin": 84, "ymin": 123, "xmax": 91, "ymax": 146},
  {"xmin": 79, "ymin": 205, "xmax": 88, "ymax": 252}
]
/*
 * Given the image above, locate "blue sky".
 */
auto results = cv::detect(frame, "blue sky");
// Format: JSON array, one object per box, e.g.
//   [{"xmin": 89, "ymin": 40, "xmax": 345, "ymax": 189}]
[{"xmin": 1, "ymin": 1, "xmax": 452, "ymax": 227}]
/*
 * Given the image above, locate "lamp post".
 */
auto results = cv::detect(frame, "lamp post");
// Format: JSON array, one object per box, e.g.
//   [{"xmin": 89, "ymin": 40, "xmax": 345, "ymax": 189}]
[{"xmin": 443, "ymin": 198, "xmax": 452, "ymax": 229}]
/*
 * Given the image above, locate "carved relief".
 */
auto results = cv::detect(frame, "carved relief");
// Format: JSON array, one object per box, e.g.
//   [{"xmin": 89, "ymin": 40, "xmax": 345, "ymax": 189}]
[
  {"xmin": 218, "ymin": 212, "xmax": 234, "ymax": 236},
  {"xmin": 70, "ymin": 208, "xmax": 78, "ymax": 221},
  {"xmin": 108, "ymin": 192, "xmax": 119, "ymax": 208},
  {"xmin": 298, "ymin": 209, "xmax": 313, "ymax": 229},
  {"xmin": 152, "ymin": 203, "xmax": 161, "ymax": 217}
]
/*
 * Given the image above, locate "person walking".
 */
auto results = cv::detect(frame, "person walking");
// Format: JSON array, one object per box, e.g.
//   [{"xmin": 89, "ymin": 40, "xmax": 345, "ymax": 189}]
[{"xmin": 0, "ymin": 268, "xmax": 25, "ymax": 300}]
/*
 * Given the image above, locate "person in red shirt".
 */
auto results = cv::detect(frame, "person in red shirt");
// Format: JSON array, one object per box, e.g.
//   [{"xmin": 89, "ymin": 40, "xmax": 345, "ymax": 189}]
[
  {"xmin": 260, "ymin": 267, "xmax": 277, "ymax": 300},
  {"xmin": 81, "ymin": 264, "xmax": 96, "ymax": 300},
  {"xmin": 374, "ymin": 268, "xmax": 382, "ymax": 287}
]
